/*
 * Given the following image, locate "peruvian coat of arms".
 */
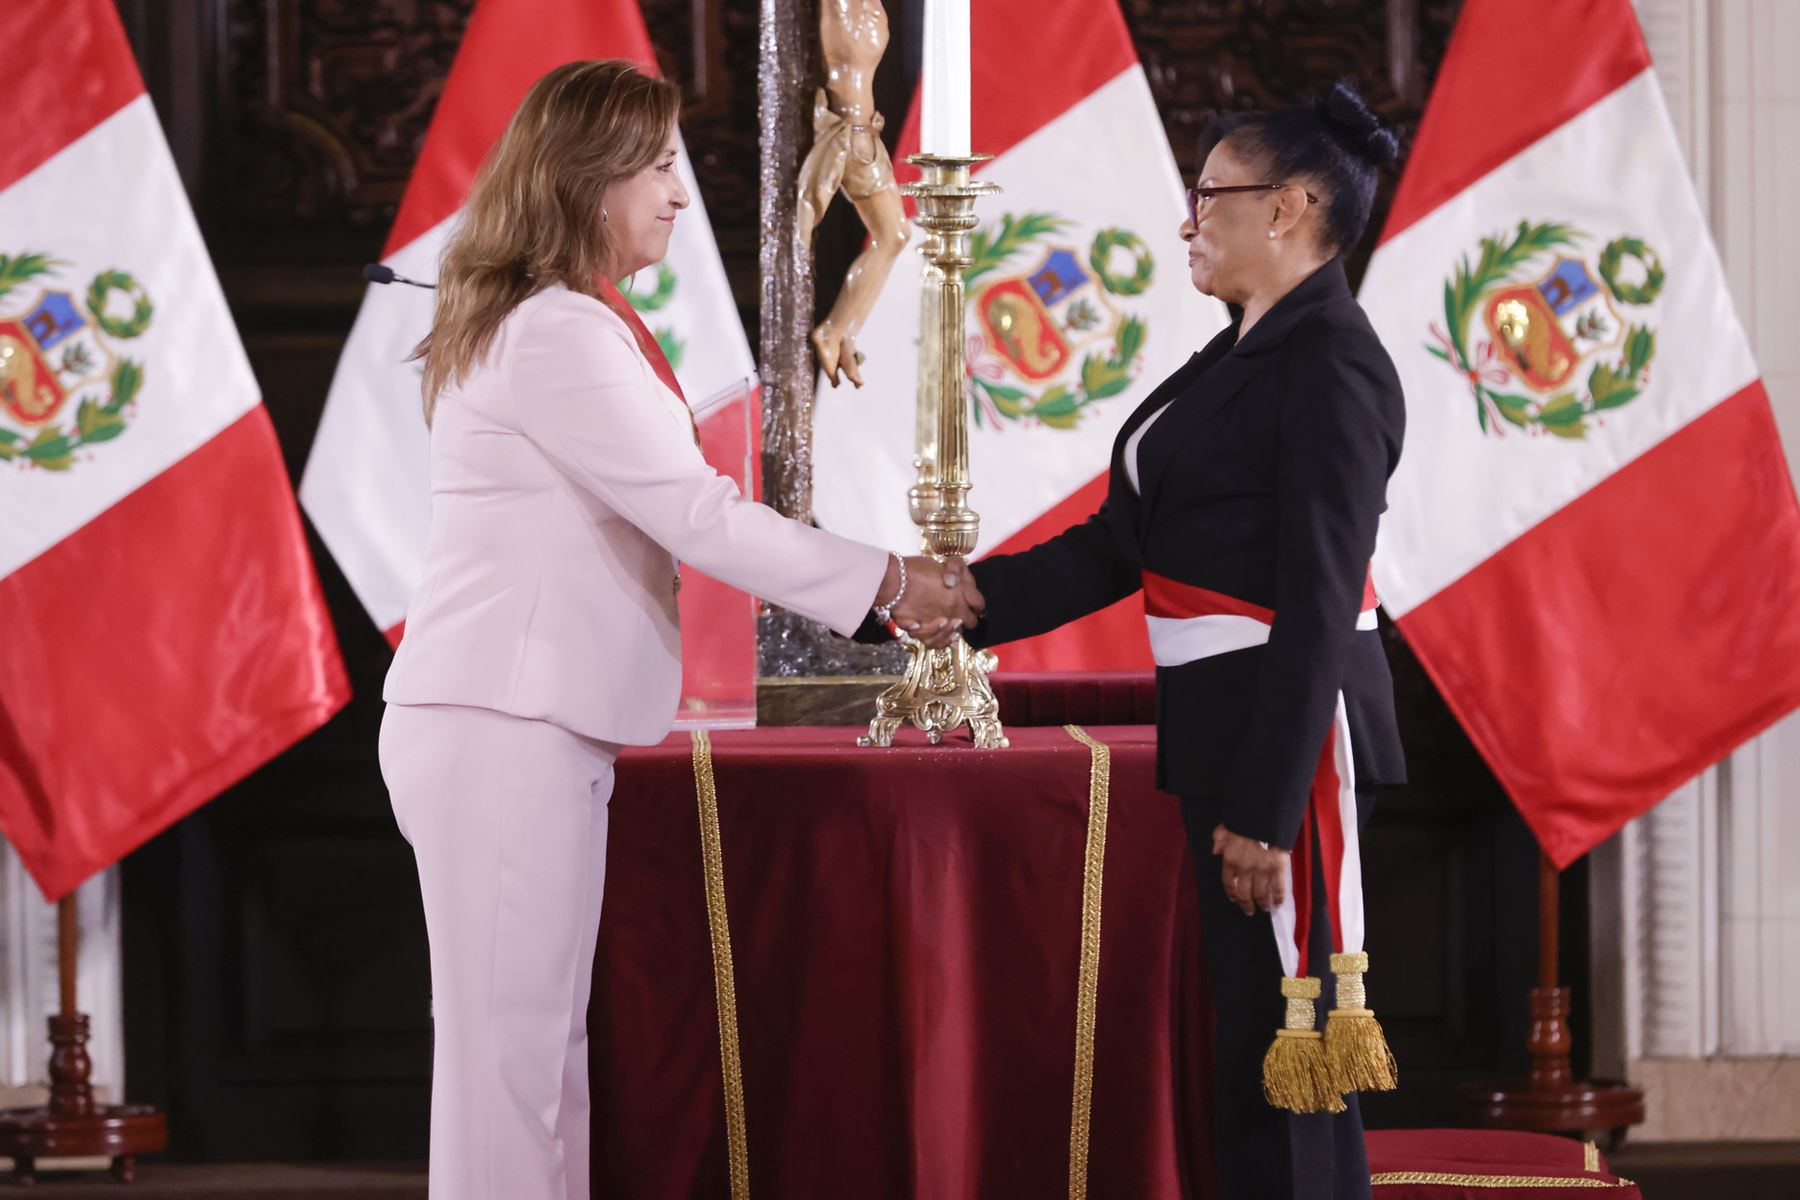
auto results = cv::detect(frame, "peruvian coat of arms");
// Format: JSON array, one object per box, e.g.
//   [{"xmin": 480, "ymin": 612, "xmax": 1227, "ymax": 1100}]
[
  {"xmin": 0, "ymin": 252, "xmax": 152, "ymax": 471},
  {"xmin": 620, "ymin": 261, "xmax": 685, "ymax": 371},
  {"xmin": 1429, "ymin": 221, "xmax": 1662, "ymax": 440},
  {"xmin": 962, "ymin": 212, "xmax": 1151, "ymax": 429}
]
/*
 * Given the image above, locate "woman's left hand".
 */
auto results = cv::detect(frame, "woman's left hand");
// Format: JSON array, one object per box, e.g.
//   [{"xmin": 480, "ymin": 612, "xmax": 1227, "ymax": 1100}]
[{"xmin": 1212, "ymin": 824, "xmax": 1291, "ymax": 916}]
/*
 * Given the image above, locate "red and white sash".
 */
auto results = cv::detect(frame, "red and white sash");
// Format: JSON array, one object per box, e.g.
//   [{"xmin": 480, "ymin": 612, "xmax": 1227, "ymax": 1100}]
[
  {"xmin": 594, "ymin": 274, "xmax": 701, "ymax": 449},
  {"xmin": 1141, "ymin": 570, "xmax": 1374, "ymax": 979},
  {"xmin": 1142, "ymin": 572, "xmax": 1378, "ymax": 668}
]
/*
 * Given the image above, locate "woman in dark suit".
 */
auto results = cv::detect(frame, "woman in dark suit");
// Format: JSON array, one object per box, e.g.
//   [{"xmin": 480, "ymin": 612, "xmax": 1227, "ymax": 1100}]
[{"xmin": 964, "ymin": 83, "xmax": 1405, "ymax": 1200}]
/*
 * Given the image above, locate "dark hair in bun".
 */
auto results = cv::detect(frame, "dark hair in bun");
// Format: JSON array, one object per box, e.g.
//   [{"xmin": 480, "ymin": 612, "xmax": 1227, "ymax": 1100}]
[
  {"xmin": 1197, "ymin": 80, "xmax": 1400, "ymax": 255},
  {"xmin": 1314, "ymin": 80, "xmax": 1400, "ymax": 168}
]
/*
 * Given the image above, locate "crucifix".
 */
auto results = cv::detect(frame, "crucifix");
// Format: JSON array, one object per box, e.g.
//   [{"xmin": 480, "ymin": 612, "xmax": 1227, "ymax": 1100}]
[{"xmin": 796, "ymin": 0, "xmax": 910, "ymax": 390}]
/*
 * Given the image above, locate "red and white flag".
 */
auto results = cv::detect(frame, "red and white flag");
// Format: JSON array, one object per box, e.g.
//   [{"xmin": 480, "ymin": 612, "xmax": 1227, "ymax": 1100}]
[
  {"xmin": 1362, "ymin": 0, "xmax": 1800, "ymax": 866},
  {"xmin": 0, "ymin": 0, "xmax": 349, "ymax": 899},
  {"xmin": 812, "ymin": 0, "xmax": 1226, "ymax": 671},
  {"xmin": 301, "ymin": 0, "xmax": 760, "ymax": 725}
]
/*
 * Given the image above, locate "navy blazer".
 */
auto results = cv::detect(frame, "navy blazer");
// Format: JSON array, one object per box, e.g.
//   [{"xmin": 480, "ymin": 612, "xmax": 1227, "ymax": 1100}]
[{"xmin": 964, "ymin": 259, "xmax": 1407, "ymax": 849}]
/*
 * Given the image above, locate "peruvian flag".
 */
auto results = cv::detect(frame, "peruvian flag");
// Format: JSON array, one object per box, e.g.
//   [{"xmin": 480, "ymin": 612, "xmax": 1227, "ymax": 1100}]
[
  {"xmin": 0, "ymin": 0, "xmax": 349, "ymax": 899},
  {"xmin": 301, "ymin": 0, "xmax": 760, "ymax": 725},
  {"xmin": 1363, "ymin": 0, "xmax": 1800, "ymax": 867},
  {"xmin": 811, "ymin": 0, "xmax": 1226, "ymax": 671}
]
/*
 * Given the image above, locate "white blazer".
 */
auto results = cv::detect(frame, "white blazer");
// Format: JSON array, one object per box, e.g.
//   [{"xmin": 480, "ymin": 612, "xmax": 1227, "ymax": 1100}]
[{"xmin": 384, "ymin": 286, "xmax": 888, "ymax": 745}]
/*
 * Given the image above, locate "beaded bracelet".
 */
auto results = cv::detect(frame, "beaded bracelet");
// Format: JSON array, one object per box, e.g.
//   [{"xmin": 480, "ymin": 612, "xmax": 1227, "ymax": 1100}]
[{"xmin": 872, "ymin": 552, "xmax": 907, "ymax": 625}]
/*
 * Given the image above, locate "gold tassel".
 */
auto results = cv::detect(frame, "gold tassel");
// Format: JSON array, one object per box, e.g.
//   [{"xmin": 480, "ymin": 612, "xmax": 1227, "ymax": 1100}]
[
  {"xmin": 1262, "ymin": 976, "xmax": 1344, "ymax": 1114},
  {"xmin": 1324, "ymin": 951, "xmax": 1398, "ymax": 1094}
]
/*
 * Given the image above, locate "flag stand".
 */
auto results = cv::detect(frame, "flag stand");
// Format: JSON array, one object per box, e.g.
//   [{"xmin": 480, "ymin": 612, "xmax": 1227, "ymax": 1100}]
[
  {"xmin": 0, "ymin": 895, "xmax": 167, "ymax": 1184},
  {"xmin": 1458, "ymin": 851, "xmax": 1644, "ymax": 1147}
]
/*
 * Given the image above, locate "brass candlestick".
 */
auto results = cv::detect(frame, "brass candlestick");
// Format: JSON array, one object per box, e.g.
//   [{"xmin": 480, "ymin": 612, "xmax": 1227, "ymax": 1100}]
[
  {"xmin": 907, "ymin": 250, "xmax": 943, "ymax": 529},
  {"xmin": 861, "ymin": 154, "xmax": 1008, "ymax": 749}
]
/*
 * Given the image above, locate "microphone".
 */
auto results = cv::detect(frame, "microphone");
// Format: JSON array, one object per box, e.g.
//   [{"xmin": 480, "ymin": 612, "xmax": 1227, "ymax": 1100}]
[{"xmin": 363, "ymin": 263, "xmax": 436, "ymax": 289}]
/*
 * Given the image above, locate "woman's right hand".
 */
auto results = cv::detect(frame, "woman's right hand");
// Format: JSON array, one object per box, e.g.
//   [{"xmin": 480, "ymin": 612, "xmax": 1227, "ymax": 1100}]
[{"xmin": 882, "ymin": 556, "xmax": 986, "ymax": 649}]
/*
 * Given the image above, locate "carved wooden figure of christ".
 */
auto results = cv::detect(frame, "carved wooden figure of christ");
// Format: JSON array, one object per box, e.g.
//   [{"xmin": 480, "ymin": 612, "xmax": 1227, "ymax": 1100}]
[{"xmin": 796, "ymin": 0, "xmax": 910, "ymax": 388}]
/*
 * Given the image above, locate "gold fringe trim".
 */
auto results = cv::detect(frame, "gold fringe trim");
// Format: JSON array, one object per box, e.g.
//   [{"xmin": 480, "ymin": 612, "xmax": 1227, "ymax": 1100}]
[
  {"xmin": 1325, "ymin": 1010, "xmax": 1398, "ymax": 1093},
  {"xmin": 1062, "ymin": 725, "xmax": 1112, "ymax": 1200},
  {"xmin": 691, "ymin": 731, "xmax": 751, "ymax": 1200},
  {"xmin": 1325, "ymin": 951, "xmax": 1398, "ymax": 1093},
  {"xmin": 1263, "ymin": 1029, "xmax": 1344, "ymax": 1114},
  {"xmin": 1263, "ymin": 978, "xmax": 1343, "ymax": 1113},
  {"xmin": 1373, "ymin": 1171, "xmax": 1637, "ymax": 1189},
  {"xmin": 1585, "ymin": 1140, "xmax": 1601, "ymax": 1172}
]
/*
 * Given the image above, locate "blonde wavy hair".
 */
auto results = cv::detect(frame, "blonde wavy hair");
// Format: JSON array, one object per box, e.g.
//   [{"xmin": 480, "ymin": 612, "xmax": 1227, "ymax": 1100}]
[{"xmin": 412, "ymin": 59, "xmax": 681, "ymax": 423}]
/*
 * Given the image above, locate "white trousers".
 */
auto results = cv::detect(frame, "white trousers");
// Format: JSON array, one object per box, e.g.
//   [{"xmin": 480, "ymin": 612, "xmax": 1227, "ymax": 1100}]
[{"xmin": 379, "ymin": 702, "xmax": 620, "ymax": 1200}]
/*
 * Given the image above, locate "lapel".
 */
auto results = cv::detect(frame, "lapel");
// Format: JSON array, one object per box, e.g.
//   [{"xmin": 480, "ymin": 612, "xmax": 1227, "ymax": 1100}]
[
  {"xmin": 1098, "ymin": 345, "xmax": 1220, "ymax": 545},
  {"xmin": 1111, "ymin": 345, "xmax": 1220, "ymax": 476},
  {"xmin": 1137, "ymin": 259, "xmax": 1352, "ymax": 518}
]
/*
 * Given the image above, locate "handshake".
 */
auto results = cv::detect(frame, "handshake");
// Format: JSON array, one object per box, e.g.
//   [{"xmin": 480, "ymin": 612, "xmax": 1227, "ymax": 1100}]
[{"xmin": 874, "ymin": 555, "xmax": 987, "ymax": 649}]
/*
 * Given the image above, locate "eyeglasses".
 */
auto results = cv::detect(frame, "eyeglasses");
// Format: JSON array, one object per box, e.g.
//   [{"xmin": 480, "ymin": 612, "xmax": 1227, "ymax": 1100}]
[{"xmin": 1185, "ymin": 183, "xmax": 1320, "ymax": 225}]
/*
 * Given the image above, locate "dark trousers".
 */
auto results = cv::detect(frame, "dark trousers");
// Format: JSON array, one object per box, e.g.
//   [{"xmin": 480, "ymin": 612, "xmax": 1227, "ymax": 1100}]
[{"xmin": 1180, "ymin": 791, "xmax": 1376, "ymax": 1200}]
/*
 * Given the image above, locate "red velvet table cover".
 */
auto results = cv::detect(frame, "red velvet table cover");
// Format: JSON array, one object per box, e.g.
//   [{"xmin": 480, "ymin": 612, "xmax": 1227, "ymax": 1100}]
[
  {"xmin": 1367, "ymin": 1130, "xmax": 1641, "ymax": 1197},
  {"xmin": 988, "ymin": 671, "xmax": 1157, "ymax": 727},
  {"xmin": 589, "ymin": 725, "xmax": 1214, "ymax": 1198}
]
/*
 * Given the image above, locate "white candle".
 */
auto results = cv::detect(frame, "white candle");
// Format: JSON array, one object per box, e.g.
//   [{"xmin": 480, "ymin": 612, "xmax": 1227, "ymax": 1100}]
[{"xmin": 921, "ymin": 0, "xmax": 971, "ymax": 157}]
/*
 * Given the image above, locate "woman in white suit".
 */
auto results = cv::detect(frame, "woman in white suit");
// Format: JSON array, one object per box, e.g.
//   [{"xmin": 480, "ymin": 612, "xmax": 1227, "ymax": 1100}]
[{"xmin": 378, "ymin": 60, "xmax": 980, "ymax": 1200}]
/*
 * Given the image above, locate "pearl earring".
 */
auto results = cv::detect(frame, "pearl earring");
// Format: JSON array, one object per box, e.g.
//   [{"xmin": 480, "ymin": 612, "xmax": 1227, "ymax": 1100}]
[{"xmin": 1268, "ymin": 229, "xmax": 1278, "ymax": 239}]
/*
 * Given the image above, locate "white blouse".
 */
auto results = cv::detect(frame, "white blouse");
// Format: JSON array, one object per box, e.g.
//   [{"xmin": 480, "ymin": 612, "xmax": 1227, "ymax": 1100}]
[{"xmin": 1123, "ymin": 401, "xmax": 1174, "ymax": 495}]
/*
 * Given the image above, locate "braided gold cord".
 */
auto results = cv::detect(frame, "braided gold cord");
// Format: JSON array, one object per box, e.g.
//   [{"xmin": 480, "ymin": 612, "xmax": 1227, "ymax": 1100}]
[
  {"xmin": 691, "ymin": 731, "xmax": 751, "ymax": 1200},
  {"xmin": 1062, "ymin": 725, "xmax": 1112, "ymax": 1200},
  {"xmin": 1373, "ymin": 1171, "xmax": 1637, "ymax": 1189}
]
